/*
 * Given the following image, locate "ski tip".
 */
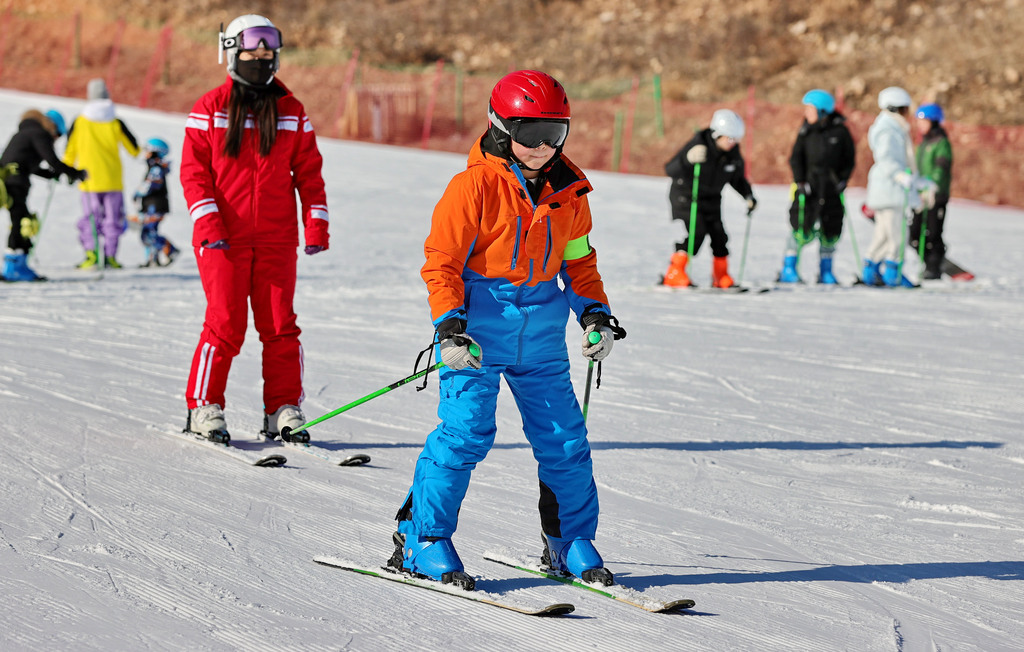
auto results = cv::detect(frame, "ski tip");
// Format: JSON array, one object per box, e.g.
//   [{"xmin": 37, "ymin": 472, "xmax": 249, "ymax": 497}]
[
  {"xmin": 255, "ymin": 454, "xmax": 288, "ymax": 467},
  {"xmin": 654, "ymin": 598, "xmax": 697, "ymax": 613},
  {"xmin": 536, "ymin": 603, "xmax": 576, "ymax": 616},
  {"xmin": 339, "ymin": 453, "xmax": 371, "ymax": 466}
]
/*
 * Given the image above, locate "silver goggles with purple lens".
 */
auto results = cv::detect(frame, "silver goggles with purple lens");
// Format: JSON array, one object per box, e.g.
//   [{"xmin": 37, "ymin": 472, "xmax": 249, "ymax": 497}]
[{"xmin": 223, "ymin": 26, "xmax": 282, "ymax": 51}]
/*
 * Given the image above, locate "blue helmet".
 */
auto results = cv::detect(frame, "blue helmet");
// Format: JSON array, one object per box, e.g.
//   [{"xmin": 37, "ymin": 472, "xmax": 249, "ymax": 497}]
[
  {"xmin": 916, "ymin": 103, "xmax": 944, "ymax": 123},
  {"xmin": 802, "ymin": 89, "xmax": 835, "ymax": 115},
  {"xmin": 144, "ymin": 137, "xmax": 170, "ymax": 158},
  {"xmin": 45, "ymin": 109, "xmax": 67, "ymax": 136}
]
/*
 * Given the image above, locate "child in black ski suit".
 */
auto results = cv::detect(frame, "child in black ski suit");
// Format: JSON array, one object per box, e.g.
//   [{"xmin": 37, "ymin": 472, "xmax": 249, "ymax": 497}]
[
  {"xmin": 777, "ymin": 90, "xmax": 856, "ymax": 284},
  {"xmin": 661, "ymin": 109, "xmax": 756, "ymax": 289},
  {"xmin": 1, "ymin": 109, "xmax": 85, "ymax": 281}
]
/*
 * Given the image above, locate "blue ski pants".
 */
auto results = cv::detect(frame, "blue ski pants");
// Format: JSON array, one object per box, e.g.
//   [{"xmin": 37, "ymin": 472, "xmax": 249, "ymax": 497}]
[{"xmin": 399, "ymin": 358, "xmax": 599, "ymax": 541}]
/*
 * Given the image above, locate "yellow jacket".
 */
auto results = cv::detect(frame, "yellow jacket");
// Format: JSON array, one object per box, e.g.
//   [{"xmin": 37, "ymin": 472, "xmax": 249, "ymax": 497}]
[{"xmin": 62, "ymin": 99, "xmax": 139, "ymax": 192}]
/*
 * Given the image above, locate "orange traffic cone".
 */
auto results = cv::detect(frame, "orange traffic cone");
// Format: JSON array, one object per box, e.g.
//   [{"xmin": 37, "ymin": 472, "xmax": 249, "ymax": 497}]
[
  {"xmin": 712, "ymin": 256, "xmax": 734, "ymax": 288},
  {"xmin": 662, "ymin": 251, "xmax": 692, "ymax": 287}
]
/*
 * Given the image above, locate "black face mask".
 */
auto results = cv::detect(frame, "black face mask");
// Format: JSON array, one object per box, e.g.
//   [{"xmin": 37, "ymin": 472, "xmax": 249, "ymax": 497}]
[{"xmin": 235, "ymin": 58, "xmax": 276, "ymax": 86}]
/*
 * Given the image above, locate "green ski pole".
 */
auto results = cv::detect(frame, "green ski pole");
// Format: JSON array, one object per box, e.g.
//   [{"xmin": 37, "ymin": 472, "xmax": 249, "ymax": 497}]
[
  {"xmin": 686, "ymin": 162, "xmax": 701, "ymax": 268},
  {"xmin": 736, "ymin": 210, "xmax": 753, "ymax": 288},
  {"xmin": 281, "ymin": 343, "xmax": 480, "ymax": 438},
  {"xmin": 581, "ymin": 331, "xmax": 601, "ymax": 423},
  {"xmin": 28, "ymin": 179, "xmax": 57, "ymax": 266},
  {"xmin": 839, "ymin": 193, "xmax": 863, "ymax": 283},
  {"xmin": 794, "ymin": 191, "xmax": 807, "ymax": 269},
  {"xmin": 916, "ymin": 207, "xmax": 929, "ymax": 284},
  {"xmin": 898, "ymin": 184, "xmax": 910, "ymax": 282}
]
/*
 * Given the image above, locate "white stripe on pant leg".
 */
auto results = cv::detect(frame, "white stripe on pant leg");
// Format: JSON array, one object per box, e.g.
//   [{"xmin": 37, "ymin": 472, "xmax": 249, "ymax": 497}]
[
  {"xmin": 200, "ymin": 343, "xmax": 216, "ymax": 405},
  {"xmin": 191, "ymin": 342, "xmax": 213, "ymax": 405},
  {"xmin": 298, "ymin": 344, "xmax": 305, "ymax": 405}
]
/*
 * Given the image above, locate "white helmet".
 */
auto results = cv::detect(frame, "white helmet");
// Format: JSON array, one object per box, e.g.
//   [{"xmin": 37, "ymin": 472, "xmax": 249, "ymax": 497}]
[
  {"xmin": 710, "ymin": 109, "xmax": 745, "ymax": 140},
  {"xmin": 877, "ymin": 86, "xmax": 912, "ymax": 111},
  {"xmin": 219, "ymin": 15, "xmax": 282, "ymax": 84}
]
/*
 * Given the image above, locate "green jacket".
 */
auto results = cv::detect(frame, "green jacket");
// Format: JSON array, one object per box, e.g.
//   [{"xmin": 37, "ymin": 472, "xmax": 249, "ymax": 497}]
[{"xmin": 915, "ymin": 125, "xmax": 952, "ymax": 199}]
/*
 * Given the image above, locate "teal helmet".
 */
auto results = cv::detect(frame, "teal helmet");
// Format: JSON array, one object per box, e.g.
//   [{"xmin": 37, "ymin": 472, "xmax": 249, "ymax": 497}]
[
  {"xmin": 144, "ymin": 138, "xmax": 170, "ymax": 158},
  {"xmin": 802, "ymin": 89, "xmax": 835, "ymax": 115},
  {"xmin": 45, "ymin": 109, "xmax": 67, "ymax": 136}
]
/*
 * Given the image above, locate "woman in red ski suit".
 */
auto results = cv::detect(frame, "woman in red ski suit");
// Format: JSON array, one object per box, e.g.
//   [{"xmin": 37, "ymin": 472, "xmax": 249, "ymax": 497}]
[{"xmin": 180, "ymin": 15, "xmax": 329, "ymax": 441}]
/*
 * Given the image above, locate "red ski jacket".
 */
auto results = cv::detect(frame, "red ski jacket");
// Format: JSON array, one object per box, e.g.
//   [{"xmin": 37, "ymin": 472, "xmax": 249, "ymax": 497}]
[{"xmin": 181, "ymin": 77, "xmax": 329, "ymax": 249}]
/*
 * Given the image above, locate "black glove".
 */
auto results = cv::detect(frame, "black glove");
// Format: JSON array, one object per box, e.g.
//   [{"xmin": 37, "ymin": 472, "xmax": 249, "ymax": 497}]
[
  {"xmin": 745, "ymin": 196, "xmax": 758, "ymax": 216},
  {"xmin": 436, "ymin": 317, "xmax": 482, "ymax": 370},
  {"xmin": 66, "ymin": 168, "xmax": 88, "ymax": 184},
  {"xmin": 836, "ymin": 180, "xmax": 847, "ymax": 193}
]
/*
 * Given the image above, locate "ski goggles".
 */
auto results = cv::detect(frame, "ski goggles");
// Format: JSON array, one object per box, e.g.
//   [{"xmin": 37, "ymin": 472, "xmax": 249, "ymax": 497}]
[
  {"xmin": 223, "ymin": 26, "xmax": 283, "ymax": 52},
  {"xmin": 509, "ymin": 119, "xmax": 569, "ymax": 149}
]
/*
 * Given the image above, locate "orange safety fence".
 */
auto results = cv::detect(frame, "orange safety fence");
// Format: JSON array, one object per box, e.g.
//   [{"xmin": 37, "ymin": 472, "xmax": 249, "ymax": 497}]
[{"xmin": 2, "ymin": 13, "xmax": 1022, "ymax": 207}]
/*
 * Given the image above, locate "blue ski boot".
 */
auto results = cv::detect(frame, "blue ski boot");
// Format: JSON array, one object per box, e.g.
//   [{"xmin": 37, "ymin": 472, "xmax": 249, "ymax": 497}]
[
  {"xmin": 2, "ymin": 252, "xmax": 42, "ymax": 282},
  {"xmin": 818, "ymin": 257, "xmax": 838, "ymax": 285},
  {"xmin": 388, "ymin": 531, "xmax": 475, "ymax": 590},
  {"xmin": 777, "ymin": 255, "xmax": 801, "ymax": 283},
  {"xmin": 882, "ymin": 260, "xmax": 915, "ymax": 288},
  {"xmin": 862, "ymin": 259, "xmax": 883, "ymax": 286},
  {"xmin": 541, "ymin": 534, "xmax": 614, "ymax": 586}
]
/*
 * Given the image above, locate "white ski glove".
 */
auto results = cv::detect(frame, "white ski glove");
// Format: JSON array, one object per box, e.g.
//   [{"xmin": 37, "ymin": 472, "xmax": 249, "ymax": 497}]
[
  {"xmin": 436, "ymin": 318, "xmax": 482, "ymax": 370},
  {"xmin": 686, "ymin": 145, "xmax": 707, "ymax": 165},
  {"xmin": 580, "ymin": 310, "xmax": 626, "ymax": 362},
  {"xmin": 582, "ymin": 323, "xmax": 614, "ymax": 361},
  {"xmin": 916, "ymin": 178, "xmax": 938, "ymax": 209},
  {"xmin": 893, "ymin": 170, "xmax": 915, "ymax": 189}
]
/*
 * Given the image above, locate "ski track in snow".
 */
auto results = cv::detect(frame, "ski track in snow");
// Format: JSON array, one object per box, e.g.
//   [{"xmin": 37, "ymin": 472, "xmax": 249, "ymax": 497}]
[{"xmin": 2, "ymin": 89, "xmax": 1024, "ymax": 650}]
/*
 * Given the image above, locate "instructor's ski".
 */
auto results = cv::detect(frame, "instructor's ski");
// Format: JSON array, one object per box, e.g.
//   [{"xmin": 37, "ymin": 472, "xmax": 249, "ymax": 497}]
[
  {"xmin": 152, "ymin": 425, "xmax": 287, "ymax": 467},
  {"xmin": 313, "ymin": 556, "xmax": 575, "ymax": 616},
  {"xmin": 259, "ymin": 432, "xmax": 370, "ymax": 466},
  {"xmin": 483, "ymin": 550, "xmax": 695, "ymax": 614}
]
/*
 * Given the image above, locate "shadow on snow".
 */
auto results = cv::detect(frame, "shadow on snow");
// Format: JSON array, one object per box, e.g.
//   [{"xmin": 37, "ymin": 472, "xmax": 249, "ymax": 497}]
[{"xmin": 621, "ymin": 560, "xmax": 1024, "ymax": 588}]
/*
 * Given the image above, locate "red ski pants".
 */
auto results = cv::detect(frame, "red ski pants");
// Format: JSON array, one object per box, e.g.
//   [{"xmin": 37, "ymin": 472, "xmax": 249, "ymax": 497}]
[{"xmin": 186, "ymin": 245, "xmax": 304, "ymax": 414}]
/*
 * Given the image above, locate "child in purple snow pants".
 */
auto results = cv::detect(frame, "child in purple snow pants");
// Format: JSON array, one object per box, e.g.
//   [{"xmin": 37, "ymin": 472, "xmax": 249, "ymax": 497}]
[{"xmin": 77, "ymin": 191, "xmax": 126, "ymax": 259}]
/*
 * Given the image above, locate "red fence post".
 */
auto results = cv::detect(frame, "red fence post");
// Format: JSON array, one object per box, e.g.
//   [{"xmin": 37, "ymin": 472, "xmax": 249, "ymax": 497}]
[
  {"xmin": 421, "ymin": 59, "xmax": 445, "ymax": 149},
  {"xmin": 0, "ymin": 7, "xmax": 13, "ymax": 80},
  {"xmin": 52, "ymin": 12, "xmax": 81, "ymax": 96},
  {"xmin": 139, "ymin": 25, "xmax": 173, "ymax": 108},
  {"xmin": 619, "ymin": 76, "xmax": 640, "ymax": 173},
  {"xmin": 745, "ymin": 84, "xmax": 756, "ymax": 182},
  {"xmin": 835, "ymin": 85, "xmax": 846, "ymax": 114},
  {"xmin": 106, "ymin": 19, "xmax": 126, "ymax": 97},
  {"xmin": 333, "ymin": 49, "xmax": 361, "ymax": 139}
]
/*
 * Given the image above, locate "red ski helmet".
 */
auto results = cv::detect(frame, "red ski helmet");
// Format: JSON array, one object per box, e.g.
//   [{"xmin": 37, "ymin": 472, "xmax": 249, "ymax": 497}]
[{"xmin": 487, "ymin": 70, "xmax": 570, "ymax": 156}]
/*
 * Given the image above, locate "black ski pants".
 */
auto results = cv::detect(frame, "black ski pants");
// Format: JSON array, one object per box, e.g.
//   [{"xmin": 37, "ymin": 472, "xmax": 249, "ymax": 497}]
[
  {"xmin": 909, "ymin": 202, "xmax": 947, "ymax": 269},
  {"xmin": 5, "ymin": 181, "xmax": 32, "ymax": 253}
]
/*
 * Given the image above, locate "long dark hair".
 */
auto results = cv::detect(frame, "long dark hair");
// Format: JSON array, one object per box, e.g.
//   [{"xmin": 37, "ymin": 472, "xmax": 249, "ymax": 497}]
[{"xmin": 223, "ymin": 82, "xmax": 279, "ymax": 158}]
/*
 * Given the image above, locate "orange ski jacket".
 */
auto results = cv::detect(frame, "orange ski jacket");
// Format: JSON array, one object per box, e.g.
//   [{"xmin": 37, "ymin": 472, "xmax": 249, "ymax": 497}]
[{"xmin": 422, "ymin": 136, "xmax": 610, "ymax": 364}]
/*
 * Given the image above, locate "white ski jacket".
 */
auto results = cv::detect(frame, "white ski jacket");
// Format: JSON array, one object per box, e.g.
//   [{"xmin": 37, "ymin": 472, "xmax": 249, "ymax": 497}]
[{"xmin": 866, "ymin": 110, "xmax": 921, "ymax": 212}]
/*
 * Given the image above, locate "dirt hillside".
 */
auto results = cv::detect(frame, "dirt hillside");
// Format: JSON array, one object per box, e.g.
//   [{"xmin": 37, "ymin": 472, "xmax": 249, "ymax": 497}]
[
  {"xmin": 5, "ymin": 0, "xmax": 1023, "ymax": 205},
  {"xmin": 16, "ymin": 0, "xmax": 1021, "ymax": 125}
]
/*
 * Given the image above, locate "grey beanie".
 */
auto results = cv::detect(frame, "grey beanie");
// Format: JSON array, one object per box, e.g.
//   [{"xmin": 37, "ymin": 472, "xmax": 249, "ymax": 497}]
[{"xmin": 87, "ymin": 78, "xmax": 110, "ymax": 100}]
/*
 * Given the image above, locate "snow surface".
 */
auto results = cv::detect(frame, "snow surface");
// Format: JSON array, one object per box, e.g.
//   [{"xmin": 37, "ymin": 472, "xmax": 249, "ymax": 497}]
[{"xmin": 2, "ymin": 88, "xmax": 1023, "ymax": 651}]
